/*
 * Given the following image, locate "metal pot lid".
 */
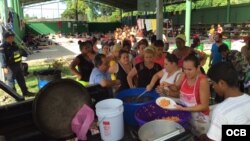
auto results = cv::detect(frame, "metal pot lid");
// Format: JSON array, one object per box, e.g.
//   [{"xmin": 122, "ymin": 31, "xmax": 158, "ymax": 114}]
[
  {"xmin": 33, "ymin": 79, "xmax": 91, "ymax": 139},
  {"xmin": 138, "ymin": 120, "xmax": 185, "ymax": 141}
]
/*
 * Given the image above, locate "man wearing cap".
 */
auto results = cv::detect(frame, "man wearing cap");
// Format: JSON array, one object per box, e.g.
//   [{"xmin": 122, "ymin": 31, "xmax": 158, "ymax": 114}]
[{"xmin": 0, "ymin": 32, "xmax": 34, "ymax": 96}]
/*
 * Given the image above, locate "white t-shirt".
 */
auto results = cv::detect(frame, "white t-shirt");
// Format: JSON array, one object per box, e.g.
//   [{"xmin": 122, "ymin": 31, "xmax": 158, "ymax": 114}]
[
  {"xmin": 207, "ymin": 94, "xmax": 250, "ymax": 141},
  {"xmin": 159, "ymin": 69, "xmax": 182, "ymax": 90}
]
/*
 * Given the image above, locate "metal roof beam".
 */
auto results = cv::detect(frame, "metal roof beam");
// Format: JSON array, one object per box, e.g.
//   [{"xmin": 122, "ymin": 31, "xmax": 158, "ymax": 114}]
[
  {"xmin": 93, "ymin": 0, "xmax": 136, "ymax": 11},
  {"xmin": 20, "ymin": 0, "xmax": 52, "ymax": 6}
]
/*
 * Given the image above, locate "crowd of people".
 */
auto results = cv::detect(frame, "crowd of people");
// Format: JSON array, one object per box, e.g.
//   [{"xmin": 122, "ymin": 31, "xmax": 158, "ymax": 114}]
[
  {"xmin": 1, "ymin": 23, "xmax": 250, "ymax": 140},
  {"xmin": 67, "ymin": 25, "xmax": 250, "ymax": 140}
]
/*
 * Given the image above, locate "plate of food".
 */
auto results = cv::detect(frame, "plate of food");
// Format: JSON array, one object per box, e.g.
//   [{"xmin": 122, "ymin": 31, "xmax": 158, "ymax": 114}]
[{"xmin": 156, "ymin": 97, "xmax": 177, "ymax": 110}]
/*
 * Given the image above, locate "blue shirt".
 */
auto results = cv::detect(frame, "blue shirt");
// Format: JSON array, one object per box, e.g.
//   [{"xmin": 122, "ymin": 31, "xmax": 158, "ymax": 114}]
[
  {"xmin": 211, "ymin": 43, "xmax": 222, "ymax": 65},
  {"xmin": 89, "ymin": 67, "xmax": 111, "ymax": 85}
]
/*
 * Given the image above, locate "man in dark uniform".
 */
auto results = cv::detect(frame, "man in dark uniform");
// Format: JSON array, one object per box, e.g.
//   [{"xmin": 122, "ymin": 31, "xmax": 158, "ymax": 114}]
[{"xmin": 0, "ymin": 32, "xmax": 34, "ymax": 96}]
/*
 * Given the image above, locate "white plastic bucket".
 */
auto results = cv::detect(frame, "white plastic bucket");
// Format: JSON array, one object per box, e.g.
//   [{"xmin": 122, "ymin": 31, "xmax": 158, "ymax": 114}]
[{"xmin": 95, "ymin": 98, "xmax": 124, "ymax": 141}]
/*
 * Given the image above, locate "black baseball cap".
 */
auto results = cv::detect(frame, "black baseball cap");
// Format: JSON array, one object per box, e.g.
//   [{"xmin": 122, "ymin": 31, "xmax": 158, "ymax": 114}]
[{"xmin": 4, "ymin": 32, "xmax": 15, "ymax": 38}]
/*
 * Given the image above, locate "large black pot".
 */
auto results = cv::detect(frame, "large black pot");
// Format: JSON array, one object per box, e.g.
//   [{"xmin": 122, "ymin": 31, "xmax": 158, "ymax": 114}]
[
  {"xmin": 33, "ymin": 79, "xmax": 91, "ymax": 140},
  {"xmin": 0, "ymin": 79, "xmax": 114, "ymax": 141}
]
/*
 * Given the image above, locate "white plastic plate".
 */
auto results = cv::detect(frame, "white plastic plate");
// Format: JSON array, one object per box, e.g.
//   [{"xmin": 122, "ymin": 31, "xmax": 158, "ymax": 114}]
[{"xmin": 156, "ymin": 97, "xmax": 177, "ymax": 110}]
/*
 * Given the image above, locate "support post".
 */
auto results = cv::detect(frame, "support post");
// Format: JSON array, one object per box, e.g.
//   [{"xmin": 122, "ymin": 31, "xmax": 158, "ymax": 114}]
[
  {"xmin": 120, "ymin": 9, "xmax": 122, "ymax": 23},
  {"xmin": 58, "ymin": 2, "xmax": 60, "ymax": 18},
  {"xmin": 185, "ymin": 0, "xmax": 192, "ymax": 46},
  {"xmin": 41, "ymin": 4, "xmax": 43, "ymax": 18},
  {"xmin": 75, "ymin": 0, "xmax": 78, "ymax": 21},
  {"xmin": 9, "ymin": 0, "xmax": 14, "ymax": 8},
  {"xmin": 0, "ymin": 0, "xmax": 9, "ymax": 81},
  {"xmin": 226, "ymin": 0, "xmax": 230, "ymax": 23},
  {"xmin": 156, "ymin": 0, "xmax": 163, "ymax": 40},
  {"xmin": 131, "ymin": 11, "xmax": 133, "ymax": 26},
  {"xmin": 2, "ymin": 0, "xmax": 8, "ymax": 24},
  {"xmin": 20, "ymin": 3, "xmax": 24, "ymax": 19}
]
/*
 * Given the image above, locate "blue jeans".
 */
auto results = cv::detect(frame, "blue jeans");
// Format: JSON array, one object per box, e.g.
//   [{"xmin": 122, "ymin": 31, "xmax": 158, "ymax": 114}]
[
  {"xmin": 4, "ymin": 68, "xmax": 15, "ymax": 90},
  {"xmin": 5, "ymin": 64, "xmax": 28, "ymax": 94}
]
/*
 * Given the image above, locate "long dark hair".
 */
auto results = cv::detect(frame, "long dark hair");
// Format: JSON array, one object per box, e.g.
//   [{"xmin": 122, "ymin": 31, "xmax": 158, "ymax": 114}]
[
  {"xmin": 165, "ymin": 52, "xmax": 179, "ymax": 64},
  {"xmin": 78, "ymin": 40, "xmax": 92, "ymax": 51}
]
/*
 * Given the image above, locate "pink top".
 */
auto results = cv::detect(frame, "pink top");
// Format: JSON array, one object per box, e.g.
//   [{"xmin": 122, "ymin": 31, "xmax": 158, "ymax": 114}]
[
  {"xmin": 134, "ymin": 55, "xmax": 144, "ymax": 65},
  {"xmin": 180, "ymin": 74, "xmax": 209, "ymax": 115}
]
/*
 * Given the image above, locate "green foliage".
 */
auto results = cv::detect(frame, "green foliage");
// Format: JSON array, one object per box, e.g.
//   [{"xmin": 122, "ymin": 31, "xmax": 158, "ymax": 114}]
[
  {"xmin": 61, "ymin": 0, "xmax": 88, "ymax": 19},
  {"xmin": 87, "ymin": 2, "xmax": 120, "ymax": 22},
  {"xmin": 93, "ymin": 9, "xmax": 121, "ymax": 22},
  {"xmin": 62, "ymin": 0, "xmax": 250, "ymax": 22},
  {"xmin": 86, "ymin": 7, "xmax": 93, "ymax": 22},
  {"xmin": 24, "ymin": 14, "xmax": 38, "ymax": 21},
  {"xmin": 62, "ymin": 0, "xmax": 120, "ymax": 22},
  {"xmin": 89, "ymin": 2, "xmax": 115, "ymax": 17},
  {"xmin": 110, "ymin": 9, "xmax": 121, "ymax": 21},
  {"xmin": 211, "ymin": 0, "xmax": 228, "ymax": 7}
]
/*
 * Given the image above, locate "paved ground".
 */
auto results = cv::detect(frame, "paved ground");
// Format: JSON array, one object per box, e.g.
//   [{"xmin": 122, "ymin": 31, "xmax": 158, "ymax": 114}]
[
  {"xmin": 25, "ymin": 39, "xmax": 77, "ymax": 65},
  {"xmin": 27, "ymin": 45, "xmax": 75, "ymax": 61}
]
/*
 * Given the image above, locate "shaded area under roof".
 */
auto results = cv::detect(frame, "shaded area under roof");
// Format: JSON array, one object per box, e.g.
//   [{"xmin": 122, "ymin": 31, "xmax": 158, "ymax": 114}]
[
  {"xmin": 94, "ymin": 0, "xmax": 187, "ymax": 11},
  {"xmin": 94, "ymin": 0, "xmax": 137, "ymax": 11}
]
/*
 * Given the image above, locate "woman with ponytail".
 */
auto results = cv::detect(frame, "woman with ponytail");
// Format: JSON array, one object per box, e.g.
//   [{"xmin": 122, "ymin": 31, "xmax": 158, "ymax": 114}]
[{"xmin": 69, "ymin": 40, "xmax": 94, "ymax": 86}]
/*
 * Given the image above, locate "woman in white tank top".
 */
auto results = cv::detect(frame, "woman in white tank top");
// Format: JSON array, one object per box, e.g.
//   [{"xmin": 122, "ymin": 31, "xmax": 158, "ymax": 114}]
[{"xmin": 146, "ymin": 53, "xmax": 183, "ymax": 97}]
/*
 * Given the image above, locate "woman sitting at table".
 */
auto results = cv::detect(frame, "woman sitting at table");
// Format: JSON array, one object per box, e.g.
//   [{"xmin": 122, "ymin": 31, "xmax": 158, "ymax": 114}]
[{"xmin": 146, "ymin": 53, "xmax": 183, "ymax": 97}]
